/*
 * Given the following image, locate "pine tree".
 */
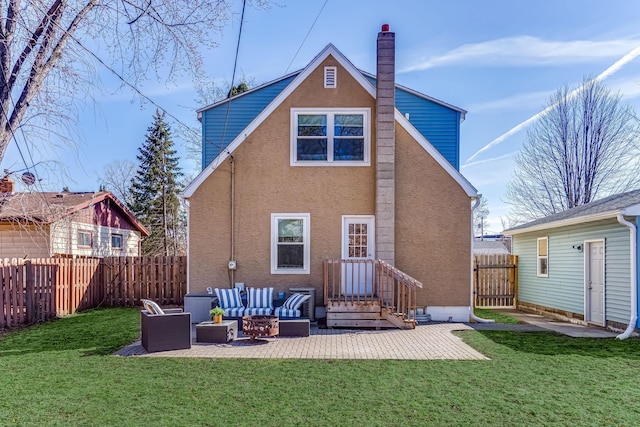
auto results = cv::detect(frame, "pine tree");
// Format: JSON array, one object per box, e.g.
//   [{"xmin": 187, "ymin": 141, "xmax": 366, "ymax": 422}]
[{"xmin": 131, "ymin": 110, "xmax": 184, "ymax": 256}]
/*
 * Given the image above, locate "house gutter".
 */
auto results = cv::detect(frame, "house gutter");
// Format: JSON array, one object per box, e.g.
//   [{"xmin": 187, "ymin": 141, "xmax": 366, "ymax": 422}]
[
  {"xmin": 616, "ymin": 214, "xmax": 637, "ymax": 340},
  {"xmin": 185, "ymin": 199, "xmax": 191, "ymax": 293},
  {"xmin": 470, "ymin": 195, "xmax": 494, "ymax": 323}
]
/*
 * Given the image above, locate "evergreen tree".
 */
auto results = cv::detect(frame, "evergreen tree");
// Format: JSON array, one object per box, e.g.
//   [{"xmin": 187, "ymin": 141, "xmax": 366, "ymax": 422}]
[{"xmin": 131, "ymin": 110, "xmax": 184, "ymax": 256}]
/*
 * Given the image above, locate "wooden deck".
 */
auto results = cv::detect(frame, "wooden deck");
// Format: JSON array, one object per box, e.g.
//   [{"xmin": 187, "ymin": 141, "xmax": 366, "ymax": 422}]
[{"xmin": 323, "ymin": 259, "xmax": 423, "ymax": 329}]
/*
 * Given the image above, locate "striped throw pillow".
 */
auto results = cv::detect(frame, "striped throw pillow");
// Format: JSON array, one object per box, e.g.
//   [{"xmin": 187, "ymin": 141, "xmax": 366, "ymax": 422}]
[
  {"xmin": 215, "ymin": 288, "xmax": 244, "ymax": 309},
  {"xmin": 283, "ymin": 293, "xmax": 310, "ymax": 310},
  {"xmin": 247, "ymin": 287, "xmax": 274, "ymax": 309}
]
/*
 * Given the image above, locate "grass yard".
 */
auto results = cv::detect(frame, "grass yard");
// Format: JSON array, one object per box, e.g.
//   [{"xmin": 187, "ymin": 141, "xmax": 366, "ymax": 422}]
[
  {"xmin": 474, "ymin": 308, "xmax": 521, "ymax": 324},
  {"xmin": 1, "ymin": 308, "xmax": 640, "ymax": 426}
]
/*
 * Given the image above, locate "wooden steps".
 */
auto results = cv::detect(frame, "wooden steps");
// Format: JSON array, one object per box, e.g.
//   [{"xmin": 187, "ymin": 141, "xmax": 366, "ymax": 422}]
[
  {"xmin": 326, "ymin": 301, "xmax": 415, "ymax": 329},
  {"xmin": 381, "ymin": 307, "xmax": 416, "ymax": 329}
]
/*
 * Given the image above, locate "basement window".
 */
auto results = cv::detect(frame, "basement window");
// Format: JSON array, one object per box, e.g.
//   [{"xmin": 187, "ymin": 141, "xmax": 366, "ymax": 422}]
[
  {"xmin": 290, "ymin": 108, "xmax": 370, "ymax": 166},
  {"xmin": 537, "ymin": 237, "xmax": 548, "ymax": 277},
  {"xmin": 271, "ymin": 213, "xmax": 310, "ymax": 274}
]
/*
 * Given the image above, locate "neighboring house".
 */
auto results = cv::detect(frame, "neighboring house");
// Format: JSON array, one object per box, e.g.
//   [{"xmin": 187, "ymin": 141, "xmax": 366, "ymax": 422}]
[
  {"xmin": 183, "ymin": 26, "xmax": 478, "ymax": 325},
  {"xmin": 0, "ymin": 177, "xmax": 149, "ymax": 258},
  {"xmin": 503, "ymin": 189, "xmax": 640, "ymax": 335},
  {"xmin": 474, "ymin": 240, "xmax": 510, "ymax": 255}
]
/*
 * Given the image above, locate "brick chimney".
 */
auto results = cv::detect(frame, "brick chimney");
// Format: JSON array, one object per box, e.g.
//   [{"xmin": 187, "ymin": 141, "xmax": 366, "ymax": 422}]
[
  {"xmin": 0, "ymin": 175, "xmax": 15, "ymax": 194},
  {"xmin": 376, "ymin": 24, "xmax": 395, "ymax": 265}
]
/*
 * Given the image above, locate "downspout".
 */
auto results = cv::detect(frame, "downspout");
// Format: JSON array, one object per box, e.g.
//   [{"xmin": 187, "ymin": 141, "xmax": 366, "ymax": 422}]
[
  {"xmin": 470, "ymin": 195, "xmax": 494, "ymax": 323},
  {"xmin": 185, "ymin": 199, "xmax": 190, "ymax": 293},
  {"xmin": 616, "ymin": 214, "xmax": 637, "ymax": 340},
  {"xmin": 229, "ymin": 155, "xmax": 236, "ymax": 288}
]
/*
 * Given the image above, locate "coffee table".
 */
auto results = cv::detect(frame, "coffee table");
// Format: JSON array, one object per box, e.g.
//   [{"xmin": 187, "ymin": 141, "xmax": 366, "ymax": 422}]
[
  {"xmin": 196, "ymin": 320, "xmax": 237, "ymax": 343},
  {"xmin": 242, "ymin": 315, "xmax": 279, "ymax": 342}
]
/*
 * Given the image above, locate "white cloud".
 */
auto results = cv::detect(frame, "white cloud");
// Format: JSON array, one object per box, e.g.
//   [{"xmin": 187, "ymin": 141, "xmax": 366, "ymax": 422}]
[
  {"xmin": 401, "ymin": 36, "xmax": 640, "ymax": 72},
  {"xmin": 461, "ymin": 152, "xmax": 515, "ymax": 169},
  {"xmin": 468, "ymin": 91, "xmax": 551, "ymax": 113},
  {"xmin": 464, "ymin": 44, "xmax": 640, "ymax": 164},
  {"xmin": 608, "ymin": 77, "xmax": 640, "ymax": 99},
  {"xmin": 468, "ymin": 77, "xmax": 640, "ymax": 115}
]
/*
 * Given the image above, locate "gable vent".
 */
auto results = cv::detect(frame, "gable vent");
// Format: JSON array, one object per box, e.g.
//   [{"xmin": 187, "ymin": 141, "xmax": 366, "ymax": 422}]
[{"xmin": 324, "ymin": 66, "xmax": 337, "ymax": 88}]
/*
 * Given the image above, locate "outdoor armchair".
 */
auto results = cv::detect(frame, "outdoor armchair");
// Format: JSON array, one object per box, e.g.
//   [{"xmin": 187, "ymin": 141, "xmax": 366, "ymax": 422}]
[{"xmin": 140, "ymin": 299, "xmax": 192, "ymax": 353}]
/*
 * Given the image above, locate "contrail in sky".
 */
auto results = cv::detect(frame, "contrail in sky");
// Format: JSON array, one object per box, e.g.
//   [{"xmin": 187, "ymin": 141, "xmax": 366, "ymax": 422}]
[{"xmin": 464, "ymin": 45, "xmax": 640, "ymax": 164}]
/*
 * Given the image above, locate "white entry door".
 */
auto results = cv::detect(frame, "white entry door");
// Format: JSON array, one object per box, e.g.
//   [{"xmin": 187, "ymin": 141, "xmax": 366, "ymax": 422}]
[
  {"xmin": 341, "ymin": 216, "xmax": 375, "ymax": 296},
  {"xmin": 586, "ymin": 241, "xmax": 605, "ymax": 325}
]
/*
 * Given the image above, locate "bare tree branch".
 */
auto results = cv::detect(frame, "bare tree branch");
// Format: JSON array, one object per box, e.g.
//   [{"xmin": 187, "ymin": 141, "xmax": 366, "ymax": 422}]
[
  {"xmin": 506, "ymin": 77, "xmax": 640, "ymax": 222},
  {"xmin": 0, "ymin": 0, "xmax": 270, "ymax": 171}
]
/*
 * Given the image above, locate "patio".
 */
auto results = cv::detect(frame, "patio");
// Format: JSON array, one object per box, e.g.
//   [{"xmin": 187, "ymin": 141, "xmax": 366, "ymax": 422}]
[{"xmin": 116, "ymin": 322, "xmax": 490, "ymax": 360}]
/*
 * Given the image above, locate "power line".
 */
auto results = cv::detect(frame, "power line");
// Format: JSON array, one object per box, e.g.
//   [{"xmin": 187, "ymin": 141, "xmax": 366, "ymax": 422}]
[
  {"xmin": 19, "ymin": 1, "xmax": 230, "ymax": 156},
  {"xmin": 219, "ymin": 0, "xmax": 247, "ymax": 153},
  {"xmin": 0, "ymin": 66, "xmax": 49, "ymax": 197},
  {"xmin": 284, "ymin": 0, "xmax": 328, "ymax": 74}
]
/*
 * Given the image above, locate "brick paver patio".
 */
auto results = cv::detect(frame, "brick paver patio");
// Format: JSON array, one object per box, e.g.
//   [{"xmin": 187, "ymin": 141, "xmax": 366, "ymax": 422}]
[{"xmin": 116, "ymin": 322, "xmax": 489, "ymax": 360}]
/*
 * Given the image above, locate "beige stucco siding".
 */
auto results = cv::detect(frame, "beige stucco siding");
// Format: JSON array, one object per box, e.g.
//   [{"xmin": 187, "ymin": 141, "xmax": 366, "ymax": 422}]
[
  {"xmin": 189, "ymin": 56, "xmax": 376, "ymax": 298},
  {"xmin": 189, "ymin": 55, "xmax": 472, "ymax": 308},
  {"xmin": 395, "ymin": 126, "xmax": 471, "ymax": 307}
]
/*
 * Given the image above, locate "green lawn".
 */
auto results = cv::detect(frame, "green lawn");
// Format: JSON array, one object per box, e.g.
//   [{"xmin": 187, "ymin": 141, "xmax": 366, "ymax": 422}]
[
  {"xmin": 473, "ymin": 308, "xmax": 522, "ymax": 324},
  {"xmin": 1, "ymin": 308, "xmax": 640, "ymax": 426}
]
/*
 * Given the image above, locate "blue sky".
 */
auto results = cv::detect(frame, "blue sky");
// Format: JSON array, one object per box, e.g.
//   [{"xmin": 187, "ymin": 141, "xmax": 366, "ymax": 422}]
[{"xmin": 3, "ymin": 0, "xmax": 640, "ymax": 233}]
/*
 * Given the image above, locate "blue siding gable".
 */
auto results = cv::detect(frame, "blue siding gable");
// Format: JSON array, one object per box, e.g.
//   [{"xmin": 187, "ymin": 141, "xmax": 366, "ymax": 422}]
[
  {"xmin": 200, "ymin": 73, "xmax": 462, "ymax": 170},
  {"xmin": 395, "ymin": 89, "xmax": 461, "ymax": 170},
  {"xmin": 200, "ymin": 75, "xmax": 296, "ymax": 168},
  {"xmin": 365, "ymin": 75, "xmax": 461, "ymax": 169}
]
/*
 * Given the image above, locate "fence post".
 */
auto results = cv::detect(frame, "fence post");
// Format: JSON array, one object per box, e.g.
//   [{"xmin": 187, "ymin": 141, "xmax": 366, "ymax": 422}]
[
  {"xmin": 473, "ymin": 256, "xmax": 479, "ymax": 308},
  {"xmin": 25, "ymin": 260, "xmax": 34, "ymax": 323},
  {"xmin": 511, "ymin": 255, "xmax": 518, "ymax": 308}
]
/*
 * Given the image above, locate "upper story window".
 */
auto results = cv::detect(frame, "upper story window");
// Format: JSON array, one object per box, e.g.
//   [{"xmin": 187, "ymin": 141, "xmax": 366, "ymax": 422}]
[
  {"xmin": 537, "ymin": 237, "xmax": 548, "ymax": 277},
  {"xmin": 290, "ymin": 108, "xmax": 370, "ymax": 166},
  {"xmin": 78, "ymin": 230, "xmax": 93, "ymax": 248},
  {"xmin": 111, "ymin": 234, "xmax": 123, "ymax": 250}
]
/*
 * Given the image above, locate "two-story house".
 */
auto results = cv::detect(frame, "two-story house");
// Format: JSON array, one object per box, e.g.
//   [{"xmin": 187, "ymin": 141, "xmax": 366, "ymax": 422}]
[{"xmin": 183, "ymin": 26, "xmax": 478, "ymax": 327}]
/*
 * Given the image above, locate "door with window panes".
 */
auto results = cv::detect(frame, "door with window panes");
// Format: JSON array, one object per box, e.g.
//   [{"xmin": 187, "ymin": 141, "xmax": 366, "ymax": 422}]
[{"xmin": 341, "ymin": 216, "xmax": 375, "ymax": 295}]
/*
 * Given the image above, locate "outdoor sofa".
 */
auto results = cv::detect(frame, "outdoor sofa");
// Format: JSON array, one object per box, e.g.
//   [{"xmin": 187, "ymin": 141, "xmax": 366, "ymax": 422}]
[{"xmin": 212, "ymin": 287, "xmax": 311, "ymax": 337}]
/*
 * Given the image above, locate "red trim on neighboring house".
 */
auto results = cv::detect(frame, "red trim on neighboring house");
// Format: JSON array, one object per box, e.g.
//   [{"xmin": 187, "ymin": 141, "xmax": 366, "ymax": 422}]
[
  {"xmin": 67, "ymin": 192, "xmax": 150, "ymax": 236},
  {"xmin": 94, "ymin": 199, "xmax": 138, "ymax": 232},
  {"xmin": 0, "ymin": 191, "xmax": 149, "ymax": 236}
]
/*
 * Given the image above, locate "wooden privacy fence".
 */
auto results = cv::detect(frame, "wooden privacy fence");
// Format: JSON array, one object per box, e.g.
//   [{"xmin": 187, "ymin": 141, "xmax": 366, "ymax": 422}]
[
  {"xmin": 474, "ymin": 254, "xmax": 518, "ymax": 308},
  {"xmin": 0, "ymin": 256, "xmax": 187, "ymax": 329},
  {"xmin": 103, "ymin": 256, "xmax": 187, "ymax": 307}
]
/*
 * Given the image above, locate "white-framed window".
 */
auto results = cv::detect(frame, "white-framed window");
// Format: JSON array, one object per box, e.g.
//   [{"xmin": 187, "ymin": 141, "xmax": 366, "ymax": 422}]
[
  {"xmin": 537, "ymin": 237, "xmax": 548, "ymax": 277},
  {"xmin": 78, "ymin": 230, "xmax": 93, "ymax": 248},
  {"xmin": 111, "ymin": 234, "xmax": 123, "ymax": 250},
  {"xmin": 290, "ymin": 108, "xmax": 370, "ymax": 166},
  {"xmin": 271, "ymin": 213, "xmax": 310, "ymax": 274}
]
